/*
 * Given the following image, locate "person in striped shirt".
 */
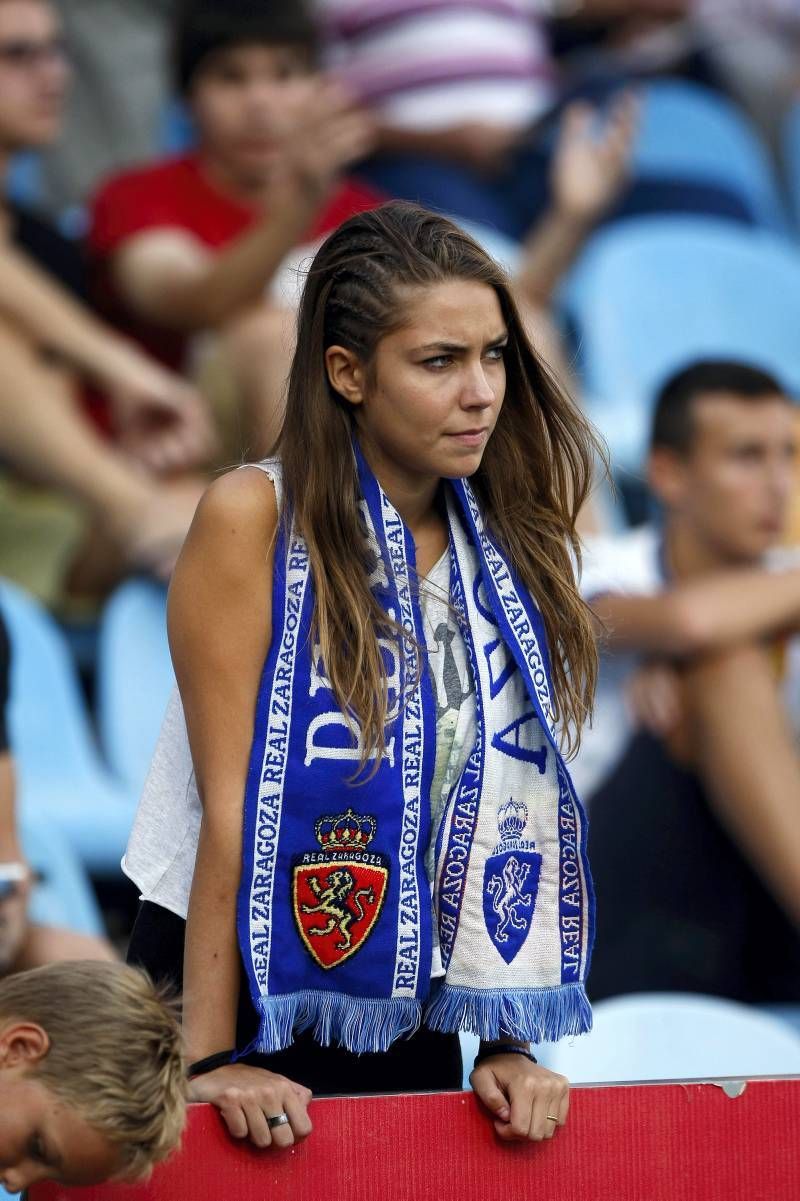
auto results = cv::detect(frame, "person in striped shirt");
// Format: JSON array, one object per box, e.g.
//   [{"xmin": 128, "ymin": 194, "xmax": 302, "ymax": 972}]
[{"xmin": 319, "ymin": 0, "xmax": 688, "ymax": 238}]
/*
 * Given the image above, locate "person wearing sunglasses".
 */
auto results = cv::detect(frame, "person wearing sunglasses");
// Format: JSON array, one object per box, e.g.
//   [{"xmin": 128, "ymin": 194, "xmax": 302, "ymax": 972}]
[{"xmin": 0, "ymin": 0, "xmax": 214, "ymax": 610}]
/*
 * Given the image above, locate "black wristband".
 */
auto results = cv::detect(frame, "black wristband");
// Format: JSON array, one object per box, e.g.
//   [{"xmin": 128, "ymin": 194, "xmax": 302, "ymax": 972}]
[
  {"xmin": 187, "ymin": 1049, "xmax": 236, "ymax": 1079},
  {"xmin": 473, "ymin": 1043, "xmax": 538, "ymax": 1069}
]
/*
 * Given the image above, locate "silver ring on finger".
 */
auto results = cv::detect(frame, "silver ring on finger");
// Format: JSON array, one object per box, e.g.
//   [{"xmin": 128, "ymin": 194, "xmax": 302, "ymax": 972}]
[{"xmin": 267, "ymin": 1113, "xmax": 290, "ymax": 1129}]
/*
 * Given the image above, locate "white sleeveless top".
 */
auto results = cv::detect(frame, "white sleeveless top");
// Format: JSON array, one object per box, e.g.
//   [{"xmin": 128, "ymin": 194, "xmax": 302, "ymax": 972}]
[{"xmin": 122, "ymin": 462, "xmax": 477, "ymax": 949}]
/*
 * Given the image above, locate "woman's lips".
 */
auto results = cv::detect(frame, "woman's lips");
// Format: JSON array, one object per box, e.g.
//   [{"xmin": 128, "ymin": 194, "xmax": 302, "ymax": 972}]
[{"xmin": 445, "ymin": 429, "xmax": 489, "ymax": 447}]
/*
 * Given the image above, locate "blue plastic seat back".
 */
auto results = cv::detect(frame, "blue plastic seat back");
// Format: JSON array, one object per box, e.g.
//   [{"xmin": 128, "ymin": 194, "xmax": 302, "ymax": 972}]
[
  {"xmin": 1, "ymin": 581, "xmax": 135, "ymax": 875},
  {"xmin": 566, "ymin": 216, "xmax": 800, "ymax": 472},
  {"xmin": 782, "ymin": 100, "xmax": 800, "ymax": 231},
  {"xmin": 97, "ymin": 578, "xmax": 175, "ymax": 795},
  {"xmin": 633, "ymin": 79, "xmax": 787, "ymax": 234},
  {"xmin": 2, "ymin": 581, "xmax": 109, "ymax": 788},
  {"xmin": 535, "ymin": 992, "xmax": 800, "ymax": 1082},
  {"xmin": 22, "ymin": 816, "xmax": 105, "ymax": 937}
]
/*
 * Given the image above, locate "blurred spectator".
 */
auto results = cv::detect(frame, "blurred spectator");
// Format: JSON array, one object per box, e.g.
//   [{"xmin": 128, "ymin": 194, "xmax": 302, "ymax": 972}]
[
  {"xmin": 89, "ymin": 0, "xmax": 380, "ymax": 458},
  {"xmin": 0, "ymin": 605, "xmax": 114, "ymax": 973},
  {"xmin": 576, "ymin": 361, "xmax": 800, "ymax": 1003},
  {"xmin": 509, "ymin": 86, "xmax": 635, "ymax": 542},
  {"xmin": 0, "ymin": 0, "xmax": 211, "ymax": 607},
  {"xmin": 513, "ymin": 90, "xmax": 637, "ymax": 309},
  {"xmin": 0, "ymin": 960, "xmax": 185, "ymax": 1191},
  {"xmin": 91, "ymin": 1, "xmax": 639, "ymax": 464},
  {"xmin": 694, "ymin": 1, "xmax": 800, "ymax": 148},
  {"xmin": 320, "ymin": 0, "xmax": 749, "ymax": 237},
  {"xmin": 560, "ymin": 2, "xmax": 800, "ymax": 150},
  {"xmin": 39, "ymin": 0, "xmax": 174, "ymax": 218}
]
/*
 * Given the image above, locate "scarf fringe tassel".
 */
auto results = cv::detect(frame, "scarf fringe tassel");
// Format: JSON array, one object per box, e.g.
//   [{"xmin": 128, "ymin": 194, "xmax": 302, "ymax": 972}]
[
  {"xmin": 424, "ymin": 982, "xmax": 593, "ymax": 1044},
  {"xmin": 254, "ymin": 991, "xmax": 422, "ymax": 1054},
  {"xmin": 248, "ymin": 984, "xmax": 591, "ymax": 1056}
]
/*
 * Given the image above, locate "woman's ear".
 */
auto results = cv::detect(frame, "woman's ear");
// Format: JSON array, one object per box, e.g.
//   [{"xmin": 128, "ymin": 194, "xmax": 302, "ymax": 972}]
[
  {"xmin": 325, "ymin": 345, "xmax": 366, "ymax": 407},
  {"xmin": 0, "ymin": 1021, "xmax": 50, "ymax": 1070}
]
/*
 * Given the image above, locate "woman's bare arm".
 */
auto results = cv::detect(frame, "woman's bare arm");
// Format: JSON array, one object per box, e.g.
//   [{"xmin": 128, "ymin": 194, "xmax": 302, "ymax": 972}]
[
  {"xmin": 168, "ymin": 466, "xmax": 277, "ymax": 1062},
  {"xmin": 168, "ymin": 467, "xmax": 312, "ymax": 1148}
]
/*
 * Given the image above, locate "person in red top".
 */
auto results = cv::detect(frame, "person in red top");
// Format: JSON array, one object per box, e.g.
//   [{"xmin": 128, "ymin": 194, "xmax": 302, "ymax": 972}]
[{"xmin": 89, "ymin": 0, "xmax": 380, "ymax": 456}]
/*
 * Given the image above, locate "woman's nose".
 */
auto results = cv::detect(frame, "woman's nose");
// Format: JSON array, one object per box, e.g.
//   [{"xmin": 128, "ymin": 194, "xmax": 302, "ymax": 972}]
[{"xmin": 462, "ymin": 365, "xmax": 495, "ymax": 406}]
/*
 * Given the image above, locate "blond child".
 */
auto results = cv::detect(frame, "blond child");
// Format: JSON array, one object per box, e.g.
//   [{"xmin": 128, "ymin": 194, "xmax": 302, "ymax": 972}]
[{"xmin": 0, "ymin": 960, "xmax": 186, "ymax": 1192}]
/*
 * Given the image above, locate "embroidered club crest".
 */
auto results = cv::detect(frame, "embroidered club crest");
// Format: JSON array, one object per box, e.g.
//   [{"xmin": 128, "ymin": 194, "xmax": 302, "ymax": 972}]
[
  {"xmin": 483, "ymin": 800, "xmax": 542, "ymax": 965},
  {"xmin": 292, "ymin": 808, "xmax": 389, "ymax": 969}
]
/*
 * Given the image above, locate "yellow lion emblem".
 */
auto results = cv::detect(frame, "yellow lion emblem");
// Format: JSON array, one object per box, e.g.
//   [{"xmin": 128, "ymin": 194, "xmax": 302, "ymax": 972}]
[{"xmin": 300, "ymin": 869, "xmax": 376, "ymax": 950}]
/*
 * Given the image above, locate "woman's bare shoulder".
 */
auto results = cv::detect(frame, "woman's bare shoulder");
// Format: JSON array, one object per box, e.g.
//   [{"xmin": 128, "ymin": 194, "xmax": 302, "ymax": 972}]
[
  {"xmin": 178, "ymin": 463, "xmax": 278, "ymax": 566},
  {"xmin": 190, "ymin": 466, "xmax": 279, "ymax": 550},
  {"xmin": 168, "ymin": 467, "xmax": 279, "ymax": 635}
]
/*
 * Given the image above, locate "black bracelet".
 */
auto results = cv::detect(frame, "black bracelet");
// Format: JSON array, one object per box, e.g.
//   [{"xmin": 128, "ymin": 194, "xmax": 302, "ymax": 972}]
[
  {"xmin": 473, "ymin": 1043, "xmax": 538, "ymax": 1068},
  {"xmin": 187, "ymin": 1049, "xmax": 236, "ymax": 1079}
]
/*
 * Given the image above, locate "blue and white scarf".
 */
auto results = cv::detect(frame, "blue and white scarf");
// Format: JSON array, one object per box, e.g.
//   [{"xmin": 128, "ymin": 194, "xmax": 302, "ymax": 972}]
[{"xmin": 238, "ymin": 448, "xmax": 594, "ymax": 1054}]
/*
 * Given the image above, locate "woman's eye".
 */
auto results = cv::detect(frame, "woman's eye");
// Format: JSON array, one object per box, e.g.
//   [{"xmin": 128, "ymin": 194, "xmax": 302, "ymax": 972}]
[
  {"xmin": 484, "ymin": 345, "xmax": 506, "ymax": 361},
  {"xmin": 423, "ymin": 355, "xmax": 452, "ymax": 369}
]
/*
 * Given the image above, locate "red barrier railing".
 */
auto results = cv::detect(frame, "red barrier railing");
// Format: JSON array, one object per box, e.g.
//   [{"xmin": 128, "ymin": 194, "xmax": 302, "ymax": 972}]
[{"xmin": 30, "ymin": 1079, "xmax": 800, "ymax": 1201}]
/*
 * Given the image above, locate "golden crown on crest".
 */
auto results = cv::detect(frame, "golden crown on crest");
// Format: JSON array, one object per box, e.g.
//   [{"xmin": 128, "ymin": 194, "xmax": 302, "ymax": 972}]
[{"xmin": 314, "ymin": 808, "xmax": 377, "ymax": 850}]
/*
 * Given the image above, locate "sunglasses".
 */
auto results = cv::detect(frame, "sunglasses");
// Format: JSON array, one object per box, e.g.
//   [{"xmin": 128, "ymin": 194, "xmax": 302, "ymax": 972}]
[{"xmin": 0, "ymin": 37, "xmax": 68, "ymax": 67}]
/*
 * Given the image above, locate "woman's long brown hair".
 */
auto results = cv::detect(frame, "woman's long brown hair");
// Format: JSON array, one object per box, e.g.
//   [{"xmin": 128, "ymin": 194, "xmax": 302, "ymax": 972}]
[{"xmin": 277, "ymin": 202, "xmax": 602, "ymax": 768}]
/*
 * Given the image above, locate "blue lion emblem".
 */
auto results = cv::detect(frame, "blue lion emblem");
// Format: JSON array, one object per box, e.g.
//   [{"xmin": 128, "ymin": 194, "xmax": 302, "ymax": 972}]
[
  {"xmin": 487, "ymin": 856, "xmax": 533, "ymax": 943},
  {"xmin": 483, "ymin": 801, "xmax": 541, "ymax": 964}
]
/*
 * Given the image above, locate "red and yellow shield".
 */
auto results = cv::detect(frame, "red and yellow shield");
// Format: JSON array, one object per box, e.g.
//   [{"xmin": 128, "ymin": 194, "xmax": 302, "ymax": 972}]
[{"xmin": 292, "ymin": 858, "xmax": 388, "ymax": 970}]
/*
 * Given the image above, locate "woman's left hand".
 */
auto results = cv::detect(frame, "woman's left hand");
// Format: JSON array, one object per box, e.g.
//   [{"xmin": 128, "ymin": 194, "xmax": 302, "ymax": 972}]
[{"xmin": 470, "ymin": 1053, "xmax": 569, "ymax": 1142}]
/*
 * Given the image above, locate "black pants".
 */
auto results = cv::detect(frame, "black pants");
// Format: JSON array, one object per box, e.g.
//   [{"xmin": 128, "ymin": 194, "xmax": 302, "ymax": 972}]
[
  {"xmin": 127, "ymin": 901, "xmax": 463, "ymax": 1095},
  {"xmin": 587, "ymin": 732, "xmax": 800, "ymax": 1004}
]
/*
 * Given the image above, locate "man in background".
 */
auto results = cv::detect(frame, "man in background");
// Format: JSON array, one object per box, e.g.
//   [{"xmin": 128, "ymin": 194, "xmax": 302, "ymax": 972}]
[{"xmin": 576, "ymin": 360, "xmax": 800, "ymax": 1003}]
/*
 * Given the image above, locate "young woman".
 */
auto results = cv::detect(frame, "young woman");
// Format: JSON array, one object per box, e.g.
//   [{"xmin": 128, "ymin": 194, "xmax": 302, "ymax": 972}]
[{"xmin": 125, "ymin": 202, "xmax": 600, "ymax": 1152}]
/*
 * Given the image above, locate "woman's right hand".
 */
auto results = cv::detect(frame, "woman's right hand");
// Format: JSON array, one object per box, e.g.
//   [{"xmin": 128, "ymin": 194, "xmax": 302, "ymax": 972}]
[{"xmin": 188, "ymin": 1063, "xmax": 313, "ymax": 1149}]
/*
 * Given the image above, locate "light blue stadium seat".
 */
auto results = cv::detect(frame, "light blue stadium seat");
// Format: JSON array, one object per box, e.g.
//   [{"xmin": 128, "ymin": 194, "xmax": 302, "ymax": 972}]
[
  {"xmin": 97, "ymin": 578, "xmax": 174, "ymax": 796},
  {"xmin": 1, "ymin": 581, "xmax": 136, "ymax": 876},
  {"xmin": 22, "ymin": 816, "xmax": 105, "ymax": 937},
  {"xmin": 535, "ymin": 992, "xmax": 800, "ymax": 1082},
  {"xmin": 781, "ymin": 100, "xmax": 800, "ymax": 232},
  {"xmin": 759, "ymin": 1003, "xmax": 800, "ymax": 1042},
  {"xmin": 632, "ymin": 79, "xmax": 787, "ymax": 234},
  {"xmin": 565, "ymin": 216, "xmax": 800, "ymax": 473}
]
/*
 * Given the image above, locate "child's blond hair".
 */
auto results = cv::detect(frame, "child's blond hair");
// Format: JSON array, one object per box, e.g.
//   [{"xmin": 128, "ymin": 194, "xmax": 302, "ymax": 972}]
[{"xmin": 0, "ymin": 960, "xmax": 186, "ymax": 1180}]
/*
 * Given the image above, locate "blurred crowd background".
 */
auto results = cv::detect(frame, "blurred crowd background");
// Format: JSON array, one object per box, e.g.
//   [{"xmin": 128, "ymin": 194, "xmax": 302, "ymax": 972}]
[{"xmin": 2, "ymin": 0, "xmax": 800, "ymax": 1076}]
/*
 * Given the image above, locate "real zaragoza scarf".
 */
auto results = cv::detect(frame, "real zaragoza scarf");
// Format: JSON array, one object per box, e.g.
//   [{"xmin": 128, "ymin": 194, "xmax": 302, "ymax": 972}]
[{"xmin": 237, "ymin": 446, "xmax": 594, "ymax": 1054}]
